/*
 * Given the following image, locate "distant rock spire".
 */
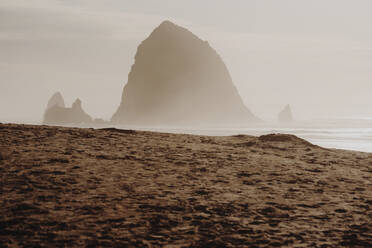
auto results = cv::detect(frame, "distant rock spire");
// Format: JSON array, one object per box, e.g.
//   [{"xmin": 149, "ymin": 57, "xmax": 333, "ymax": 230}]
[
  {"xmin": 70, "ymin": 98, "xmax": 92, "ymax": 124},
  {"xmin": 43, "ymin": 94, "xmax": 92, "ymax": 125},
  {"xmin": 72, "ymin": 98, "xmax": 82, "ymax": 109},
  {"xmin": 278, "ymin": 104, "xmax": 294, "ymax": 122},
  {"xmin": 46, "ymin": 92, "xmax": 65, "ymax": 110}
]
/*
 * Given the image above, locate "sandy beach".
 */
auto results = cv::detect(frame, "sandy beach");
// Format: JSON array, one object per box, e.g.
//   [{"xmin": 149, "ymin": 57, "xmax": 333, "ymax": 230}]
[{"xmin": 0, "ymin": 123, "xmax": 371, "ymax": 247}]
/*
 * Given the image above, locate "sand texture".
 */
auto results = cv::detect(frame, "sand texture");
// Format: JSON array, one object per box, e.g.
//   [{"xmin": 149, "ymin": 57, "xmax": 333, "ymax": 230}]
[{"xmin": 0, "ymin": 123, "xmax": 371, "ymax": 247}]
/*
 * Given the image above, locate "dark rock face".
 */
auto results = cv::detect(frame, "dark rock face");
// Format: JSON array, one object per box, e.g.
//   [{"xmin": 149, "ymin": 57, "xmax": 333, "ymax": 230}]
[
  {"xmin": 278, "ymin": 104, "xmax": 294, "ymax": 122},
  {"xmin": 46, "ymin": 92, "xmax": 65, "ymax": 110},
  {"xmin": 112, "ymin": 21, "xmax": 258, "ymax": 126},
  {"xmin": 43, "ymin": 96, "xmax": 92, "ymax": 125}
]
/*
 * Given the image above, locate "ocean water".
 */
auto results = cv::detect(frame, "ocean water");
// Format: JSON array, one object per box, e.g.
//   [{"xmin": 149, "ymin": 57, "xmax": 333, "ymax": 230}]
[{"xmin": 135, "ymin": 120, "xmax": 372, "ymax": 153}]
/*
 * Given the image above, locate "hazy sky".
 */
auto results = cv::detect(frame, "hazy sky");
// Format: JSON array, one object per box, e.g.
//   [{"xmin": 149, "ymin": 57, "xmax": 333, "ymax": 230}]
[{"xmin": 1, "ymin": 0, "xmax": 372, "ymax": 122}]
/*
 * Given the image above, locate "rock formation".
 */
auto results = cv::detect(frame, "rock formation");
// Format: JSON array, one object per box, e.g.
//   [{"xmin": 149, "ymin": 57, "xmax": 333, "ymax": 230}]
[
  {"xmin": 46, "ymin": 92, "xmax": 65, "ymax": 110},
  {"xmin": 278, "ymin": 104, "xmax": 294, "ymax": 122},
  {"xmin": 43, "ymin": 94, "xmax": 92, "ymax": 125},
  {"xmin": 112, "ymin": 21, "xmax": 258, "ymax": 126}
]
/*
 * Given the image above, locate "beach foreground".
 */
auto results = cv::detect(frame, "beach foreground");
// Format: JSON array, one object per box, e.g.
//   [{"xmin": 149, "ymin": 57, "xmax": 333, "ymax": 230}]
[{"xmin": 0, "ymin": 123, "xmax": 371, "ymax": 247}]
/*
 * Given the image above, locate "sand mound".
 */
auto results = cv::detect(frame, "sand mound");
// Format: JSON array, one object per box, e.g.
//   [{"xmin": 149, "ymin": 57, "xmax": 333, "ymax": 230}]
[
  {"xmin": 258, "ymin": 133, "xmax": 317, "ymax": 147},
  {"xmin": 259, "ymin": 133, "xmax": 306, "ymax": 143},
  {"xmin": 99, "ymin": 128, "xmax": 136, "ymax": 134}
]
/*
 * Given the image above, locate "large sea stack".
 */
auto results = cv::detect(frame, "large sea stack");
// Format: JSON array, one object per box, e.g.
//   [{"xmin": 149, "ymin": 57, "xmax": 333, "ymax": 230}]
[{"xmin": 112, "ymin": 21, "xmax": 258, "ymax": 126}]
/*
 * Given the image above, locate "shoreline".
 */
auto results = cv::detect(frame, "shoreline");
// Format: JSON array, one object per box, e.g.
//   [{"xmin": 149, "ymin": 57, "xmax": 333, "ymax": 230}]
[{"xmin": 2, "ymin": 121, "xmax": 372, "ymax": 153}]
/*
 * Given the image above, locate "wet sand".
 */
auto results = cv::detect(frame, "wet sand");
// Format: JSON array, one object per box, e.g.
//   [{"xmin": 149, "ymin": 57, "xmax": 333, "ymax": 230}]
[{"xmin": 0, "ymin": 123, "xmax": 371, "ymax": 247}]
